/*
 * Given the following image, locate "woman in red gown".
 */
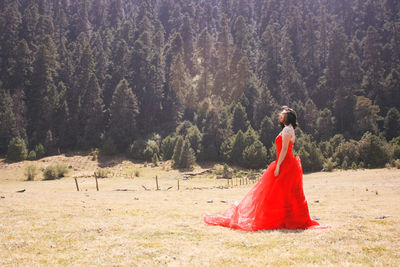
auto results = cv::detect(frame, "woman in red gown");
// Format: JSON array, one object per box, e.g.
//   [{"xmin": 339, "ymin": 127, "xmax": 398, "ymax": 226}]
[{"xmin": 204, "ymin": 106, "xmax": 330, "ymax": 231}]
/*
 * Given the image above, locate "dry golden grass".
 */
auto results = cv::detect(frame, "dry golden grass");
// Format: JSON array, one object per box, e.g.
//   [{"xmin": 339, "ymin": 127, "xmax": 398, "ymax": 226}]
[{"xmin": 0, "ymin": 154, "xmax": 399, "ymax": 266}]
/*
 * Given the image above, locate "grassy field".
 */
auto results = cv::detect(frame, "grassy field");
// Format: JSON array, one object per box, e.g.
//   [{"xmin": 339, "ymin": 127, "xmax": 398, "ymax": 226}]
[{"xmin": 0, "ymin": 154, "xmax": 399, "ymax": 266}]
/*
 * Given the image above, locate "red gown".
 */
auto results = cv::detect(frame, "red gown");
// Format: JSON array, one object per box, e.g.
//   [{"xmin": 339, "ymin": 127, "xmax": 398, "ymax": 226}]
[{"xmin": 204, "ymin": 134, "xmax": 330, "ymax": 231}]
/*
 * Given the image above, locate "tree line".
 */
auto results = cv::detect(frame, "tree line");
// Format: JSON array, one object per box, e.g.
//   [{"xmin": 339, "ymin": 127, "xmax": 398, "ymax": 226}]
[{"xmin": 1, "ymin": 0, "xmax": 399, "ymax": 171}]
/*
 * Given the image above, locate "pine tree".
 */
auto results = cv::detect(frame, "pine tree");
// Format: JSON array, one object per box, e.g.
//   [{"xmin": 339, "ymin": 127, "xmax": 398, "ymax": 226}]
[
  {"xmin": 0, "ymin": 3, "xmax": 22, "ymax": 89},
  {"xmin": 200, "ymin": 110, "xmax": 221, "ymax": 161},
  {"xmin": 196, "ymin": 29, "xmax": 214, "ymax": 101},
  {"xmin": 179, "ymin": 139, "xmax": 196, "ymax": 169},
  {"xmin": 242, "ymin": 140, "xmax": 268, "ymax": 169},
  {"xmin": 259, "ymin": 23, "xmax": 281, "ymax": 99},
  {"xmin": 172, "ymin": 135, "xmax": 184, "ymax": 168},
  {"xmin": 279, "ymin": 29, "xmax": 305, "ymax": 102},
  {"xmin": 353, "ymin": 96, "xmax": 382, "ymax": 136},
  {"xmin": 214, "ymin": 15, "xmax": 233, "ymax": 103},
  {"xmin": 254, "ymin": 87, "xmax": 277, "ymax": 130},
  {"xmin": 21, "ymin": 3, "xmax": 40, "ymax": 49},
  {"xmin": 0, "ymin": 90, "xmax": 17, "ymax": 153},
  {"xmin": 108, "ymin": 79, "xmax": 139, "ymax": 152},
  {"xmin": 382, "ymin": 69, "xmax": 400, "ymax": 113},
  {"xmin": 231, "ymin": 130, "xmax": 246, "ymax": 165},
  {"xmin": 334, "ymin": 44, "xmax": 362, "ymax": 134},
  {"xmin": 316, "ymin": 108, "xmax": 335, "ymax": 141},
  {"xmin": 180, "ymin": 15, "xmax": 195, "ymax": 75},
  {"xmin": 259, "ymin": 115, "xmax": 275, "ymax": 149},
  {"xmin": 384, "ymin": 108, "xmax": 400, "ymax": 141},
  {"xmin": 81, "ymin": 73, "xmax": 104, "ymax": 147},
  {"xmin": 362, "ymin": 26, "xmax": 384, "ymax": 102},
  {"xmin": 232, "ymin": 103, "xmax": 250, "ymax": 134},
  {"xmin": 27, "ymin": 44, "xmax": 58, "ymax": 145}
]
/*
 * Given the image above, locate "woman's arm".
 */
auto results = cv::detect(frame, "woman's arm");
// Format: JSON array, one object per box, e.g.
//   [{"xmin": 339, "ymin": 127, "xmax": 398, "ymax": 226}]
[{"xmin": 274, "ymin": 130, "xmax": 291, "ymax": 177}]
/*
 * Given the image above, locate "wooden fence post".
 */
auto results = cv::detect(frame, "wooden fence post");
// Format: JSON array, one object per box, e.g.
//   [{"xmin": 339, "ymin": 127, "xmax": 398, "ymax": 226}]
[
  {"xmin": 156, "ymin": 176, "xmax": 159, "ymax": 190},
  {"xmin": 95, "ymin": 176, "xmax": 99, "ymax": 191},
  {"xmin": 177, "ymin": 179, "xmax": 180, "ymax": 190},
  {"xmin": 74, "ymin": 178, "xmax": 79, "ymax": 191}
]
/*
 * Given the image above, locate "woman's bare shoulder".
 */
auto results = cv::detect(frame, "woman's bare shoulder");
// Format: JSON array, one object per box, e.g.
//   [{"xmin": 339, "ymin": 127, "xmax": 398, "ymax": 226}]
[{"xmin": 282, "ymin": 125, "xmax": 295, "ymax": 141}]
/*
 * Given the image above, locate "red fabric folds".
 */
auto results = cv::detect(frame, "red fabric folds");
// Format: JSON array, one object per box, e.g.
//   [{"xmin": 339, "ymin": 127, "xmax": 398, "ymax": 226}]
[{"xmin": 204, "ymin": 135, "xmax": 331, "ymax": 231}]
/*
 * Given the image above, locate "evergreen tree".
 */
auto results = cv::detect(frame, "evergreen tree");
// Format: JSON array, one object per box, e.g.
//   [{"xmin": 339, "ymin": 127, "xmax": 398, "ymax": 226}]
[
  {"xmin": 196, "ymin": 29, "xmax": 214, "ymax": 101},
  {"xmin": 231, "ymin": 130, "xmax": 246, "ymax": 165},
  {"xmin": 319, "ymin": 25, "xmax": 347, "ymax": 108},
  {"xmin": 7, "ymin": 137, "xmax": 28, "ymax": 162},
  {"xmin": 353, "ymin": 96, "xmax": 382, "ymax": 136},
  {"xmin": 180, "ymin": 15, "xmax": 195, "ymax": 75},
  {"xmin": 259, "ymin": 115, "xmax": 276, "ymax": 149},
  {"xmin": 179, "ymin": 139, "xmax": 196, "ymax": 169},
  {"xmin": 0, "ymin": 3, "xmax": 22, "ymax": 89},
  {"xmin": 27, "ymin": 44, "xmax": 58, "ymax": 146},
  {"xmin": 384, "ymin": 108, "xmax": 400, "ymax": 141},
  {"xmin": 334, "ymin": 44, "xmax": 362, "ymax": 134},
  {"xmin": 254, "ymin": 87, "xmax": 277, "ymax": 130},
  {"xmin": 81, "ymin": 73, "xmax": 104, "ymax": 147},
  {"xmin": 200, "ymin": 110, "xmax": 221, "ymax": 161},
  {"xmin": 232, "ymin": 103, "xmax": 250, "ymax": 134},
  {"xmin": 172, "ymin": 135, "xmax": 184, "ymax": 168},
  {"xmin": 259, "ymin": 23, "xmax": 281, "ymax": 99},
  {"xmin": 0, "ymin": 90, "xmax": 17, "ymax": 153},
  {"xmin": 279, "ymin": 28, "xmax": 305, "ymax": 102},
  {"xmin": 316, "ymin": 108, "xmax": 335, "ymax": 141},
  {"xmin": 108, "ymin": 79, "xmax": 139, "ymax": 152},
  {"xmin": 242, "ymin": 140, "xmax": 268, "ymax": 169},
  {"xmin": 362, "ymin": 26, "xmax": 384, "ymax": 102},
  {"xmin": 214, "ymin": 15, "xmax": 233, "ymax": 103}
]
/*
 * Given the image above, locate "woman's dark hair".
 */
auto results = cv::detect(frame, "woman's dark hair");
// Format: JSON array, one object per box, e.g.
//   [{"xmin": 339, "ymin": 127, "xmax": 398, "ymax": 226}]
[{"xmin": 279, "ymin": 106, "xmax": 298, "ymax": 129}]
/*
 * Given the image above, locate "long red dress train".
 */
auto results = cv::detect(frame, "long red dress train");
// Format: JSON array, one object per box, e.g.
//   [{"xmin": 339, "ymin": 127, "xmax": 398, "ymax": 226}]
[{"xmin": 204, "ymin": 135, "xmax": 331, "ymax": 231}]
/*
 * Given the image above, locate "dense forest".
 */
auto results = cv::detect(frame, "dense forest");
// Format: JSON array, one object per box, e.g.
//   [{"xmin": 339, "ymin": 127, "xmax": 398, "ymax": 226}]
[{"xmin": 1, "ymin": 0, "xmax": 399, "ymax": 171}]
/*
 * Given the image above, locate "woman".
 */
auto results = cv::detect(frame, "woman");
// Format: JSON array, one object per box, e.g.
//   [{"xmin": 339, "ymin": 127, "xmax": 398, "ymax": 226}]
[{"xmin": 204, "ymin": 106, "xmax": 330, "ymax": 231}]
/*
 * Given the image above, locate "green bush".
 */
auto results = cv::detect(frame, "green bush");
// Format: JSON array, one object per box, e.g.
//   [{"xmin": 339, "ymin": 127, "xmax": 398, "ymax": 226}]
[
  {"xmin": 394, "ymin": 159, "xmax": 400, "ymax": 169},
  {"xmin": 128, "ymin": 139, "xmax": 160, "ymax": 161},
  {"xmin": 172, "ymin": 138, "xmax": 195, "ymax": 169},
  {"xmin": 102, "ymin": 137, "xmax": 117, "ymax": 156},
  {"xmin": 152, "ymin": 153, "xmax": 159, "ymax": 166},
  {"xmin": 178, "ymin": 140, "xmax": 196, "ymax": 169},
  {"xmin": 323, "ymin": 157, "xmax": 336, "ymax": 172},
  {"xmin": 186, "ymin": 125, "xmax": 202, "ymax": 155},
  {"xmin": 34, "ymin": 143, "xmax": 45, "ymax": 158},
  {"xmin": 230, "ymin": 130, "xmax": 246, "ymax": 165},
  {"xmin": 56, "ymin": 164, "xmax": 69, "ymax": 177},
  {"xmin": 94, "ymin": 168, "xmax": 110, "ymax": 178},
  {"xmin": 341, "ymin": 159, "xmax": 348, "ymax": 170},
  {"xmin": 351, "ymin": 162, "xmax": 358, "ymax": 170},
  {"xmin": 294, "ymin": 132, "xmax": 324, "ymax": 172},
  {"xmin": 358, "ymin": 132, "xmax": 390, "ymax": 168},
  {"xmin": 220, "ymin": 136, "xmax": 234, "ymax": 162},
  {"xmin": 160, "ymin": 135, "xmax": 176, "ymax": 160},
  {"xmin": 25, "ymin": 165, "xmax": 38, "ymax": 181},
  {"xmin": 43, "ymin": 166, "xmax": 59, "ymax": 180},
  {"xmin": 7, "ymin": 137, "xmax": 28, "ymax": 162},
  {"xmin": 145, "ymin": 140, "xmax": 160, "ymax": 161},
  {"xmin": 28, "ymin": 150, "xmax": 36, "ymax": 160},
  {"xmin": 43, "ymin": 164, "xmax": 69, "ymax": 180},
  {"xmin": 390, "ymin": 137, "xmax": 400, "ymax": 160},
  {"xmin": 334, "ymin": 140, "xmax": 360, "ymax": 166},
  {"xmin": 242, "ymin": 140, "xmax": 268, "ymax": 169}
]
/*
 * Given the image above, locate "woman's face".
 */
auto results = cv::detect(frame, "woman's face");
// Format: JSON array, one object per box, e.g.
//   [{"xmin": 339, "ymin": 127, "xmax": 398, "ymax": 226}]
[{"xmin": 279, "ymin": 112, "xmax": 286, "ymax": 124}]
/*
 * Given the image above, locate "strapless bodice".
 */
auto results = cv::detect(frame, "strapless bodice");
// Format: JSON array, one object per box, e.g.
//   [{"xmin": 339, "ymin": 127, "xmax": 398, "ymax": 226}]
[{"xmin": 275, "ymin": 134, "xmax": 294, "ymax": 160}]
